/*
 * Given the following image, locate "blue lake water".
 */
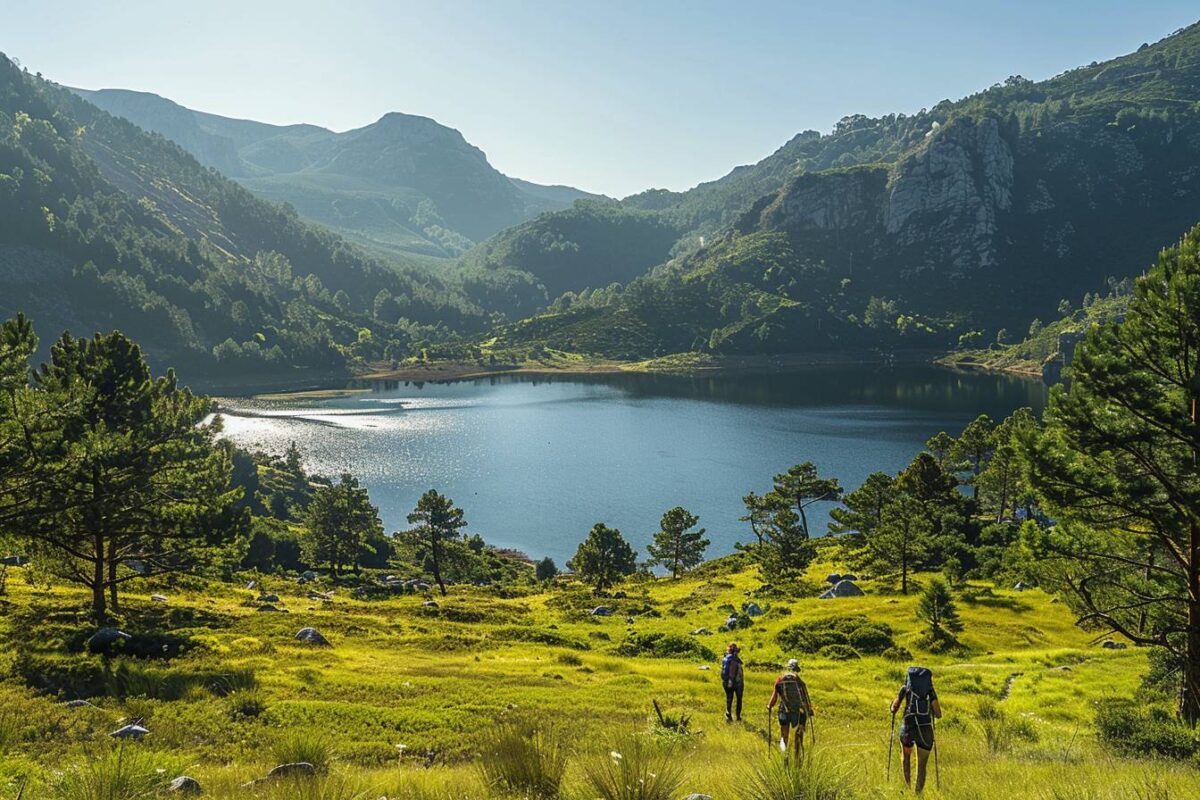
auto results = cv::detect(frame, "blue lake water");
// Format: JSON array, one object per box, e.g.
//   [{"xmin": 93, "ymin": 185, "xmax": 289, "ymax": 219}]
[{"xmin": 217, "ymin": 367, "xmax": 1046, "ymax": 564}]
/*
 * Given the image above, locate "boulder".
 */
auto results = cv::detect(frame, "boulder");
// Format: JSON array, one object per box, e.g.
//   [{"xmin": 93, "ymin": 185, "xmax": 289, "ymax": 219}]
[
  {"xmin": 743, "ymin": 602, "xmax": 764, "ymax": 617},
  {"xmin": 63, "ymin": 699, "xmax": 96, "ymax": 709},
  {"xmin": 819, "ymin": 580, "xmax": 865, "ymax": 600},
  {"xmin": 301, "ymin": 570, "xmax": 318, "ymax": 581},
  {"xmin": 167, "ymin": 776, "xmax": 202, "ymax": 794},
  {"xmin": 691, "ymin": 627, "xmax": 712, "ymax": 636},
  {"xmin": 685, "ymin": 795, "xmax": 714, "ymax": 800},
  {"xmin": 590, "ymin": 606, "xmax": 613, "ymax": 617},
  {"xmin": 151, "ymin": 594, "xmax": 168, "ymax": 602},
  {"xmin": 267, "ymin": 762, "xmax": 317, "ymax": 780},
  {"xmin": 422, "ymin": 600, "xmax": 439, "ymax": 608},
  {"xmin": 295, "ymin": 627, "xmax": 330, "ymax": 646},
  {"xmin": 1012, "ymin": 582, "xmax": 1029, "ymax": 591},
  {"xmin": 0, "ymin": 554, "xmax": 29, "ymax": 567},
  {"xmin": 87, "ymin": 627, "xmax": 132, "ymax": 655},
  {"xmin": 256, "ymin": 604, "xmax": 283, "ymax": 613},
  {"xmin": 111, "ymin": 721, "xmax": 149, "ymax": 739},
  {"xmin": 1101, "ymin": 640, "xmax": 1128, "ymax": 650},
  {"xmin": 415, "ymin": 582, "xmax": 431, "ymax": 591},
  {"xmin": 825, "ymin": 573, "xmax": 842, "ymax": 584},
  {"xmin": 257, "ymin": 593, "xmax": 280, "ymax": 603},
  {"xmin": 840, "ymin": 574, "xmax": 859, "ymax": 582},
  {"xmin": 246, "ymin": 580, "xmax": 257, "ymax": 590}
]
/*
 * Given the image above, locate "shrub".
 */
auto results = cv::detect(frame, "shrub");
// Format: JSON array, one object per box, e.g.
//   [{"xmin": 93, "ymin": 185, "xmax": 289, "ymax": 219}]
[
  {"xmin": 582, "ymin": 738, "xmax": 683, "ymax": 800},
  {"xmin": 490, "ymin": 626, "xmax": 589, "ymax": 650},
  {"xmin": 272, "ymin": 730, "xmax": 335, "ymax": 772},
  {"xmin": 616, "ymin": 633, "xmax": 716, "ymax": 661},
  {"xmin": 739, "ymin": 751, "xmax": 854, "ymax": 800},
  {"xmin": 227, "ymin": 688, "xmax": 268, "ymax": 719},
  {"xmin": 1094, "ymin": 699, "xmax": 1200, "ymax": 760},
  {"xmin": 778, "ymin": 615, "xmax": 893, "ymax": 655},
  {"xmin": 819, "ymin": 644, "xmax": 860, "ymax": 661},
  {"xmin": 847, "ymin": 624, "xmax": 893, "ymax": 655},
  {"xmin": 881, "ymin": 646, "xmax": 913, "ymax": 662},
  {"xmin": 53, "ymin": 745, "xmax": 181, "ymax": 800},
  {"xmin": 977, "ymin": 698, "xmax": 1013, "ymax": 754},
  {"xmin": 478, "ymin": 723, "xmax": 568, "ymax": 799}
]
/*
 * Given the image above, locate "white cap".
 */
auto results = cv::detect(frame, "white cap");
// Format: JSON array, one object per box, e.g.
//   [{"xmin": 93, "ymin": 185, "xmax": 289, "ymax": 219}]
[{"xmin": 786, "ymin": 658, "xmax": 799, "ymax": 671}]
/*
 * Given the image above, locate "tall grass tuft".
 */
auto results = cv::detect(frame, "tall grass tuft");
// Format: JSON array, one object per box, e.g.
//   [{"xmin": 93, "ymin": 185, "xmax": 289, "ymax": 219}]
[
  {"xmin": 581, "ymin": 737, "xmax": 683, "ymax": 800},
  {"xmin": 978, "ymin": 697, "xmax": 1013, "ymax": 754},
  {"xmin": 271, "ymin": 729, "xmax": 335, "ymax": 772},
  {"xmin": 739, "ymin": 752, "xmax": 855, "ymax": 800},
  {"xmin": 53, "ymin": 745, "xmax": 180, "ymax": 800},
  {"xmin": 244, "ymin": 773, "xmax": 375, "ymax": 800},
  {"xmin": 478, "ymin": 722, "xmax": 568, "ymax": 799}
]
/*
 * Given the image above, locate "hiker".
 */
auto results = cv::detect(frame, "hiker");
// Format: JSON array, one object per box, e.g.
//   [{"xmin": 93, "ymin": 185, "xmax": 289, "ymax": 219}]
[
  {"xmin": 721, "ymin": 642, "xmax": 745, "ymax": 721},
  {"xmin": 768, "ymin": 658, "xmax": 814, "ymax": 758},
  {"xmin": 890, "ymin": 666, "xmax": 942, "ymax": 793}
]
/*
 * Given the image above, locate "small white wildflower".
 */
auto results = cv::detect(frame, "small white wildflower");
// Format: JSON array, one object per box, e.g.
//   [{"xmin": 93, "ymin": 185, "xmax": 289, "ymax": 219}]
[{"xmin": 610, "ymin": 751, "xmax": 623, "ymax": 761}]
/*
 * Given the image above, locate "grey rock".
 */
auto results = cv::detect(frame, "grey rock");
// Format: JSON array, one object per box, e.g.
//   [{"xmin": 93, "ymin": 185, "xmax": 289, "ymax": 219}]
[
  {"xmin": 1101, "ymin": 640, "xmax": 1127, "ymax": 650},
  {"xmin": 301, "ymin": 570, "xmax": 317, "ymax": 580},
  {"xmin": 295, "ymin": 627, "xmax": 330, "ymax": 646},
  {"xmin": 111, "ymin": 721, "xmax": 149, "ymax": 739},
  {"xmin": 840, "ymin": 574, "xmax": 858, "ymax": 582},
  {"xmin": 422, "ymin": 600, "xmax": 439, "ymax": 608},
  {"xmin": 257, "ymin": 593, "xmax": 280, "ymax": 603},
  {"xmin": 825, "ymin": 572, "xmax": 842, "ymax": 584},
  {"xmin": 685, "ymin": 795, "xmax": 714, "ymax": 800},
  {"xmin": 590, "ymin": 606, "xmax": 613, "ymax": 617},
  {"xmin": 267, "ymin": 762, "xmax": 317, "ymax": 780},
  {"xmin": 743, "ymin": 602, "xmax": 764, "ymax": 617},
  {"xmin": 256, "ymin": 604, "xmax": 283, "ymax": 613},
  {"xmin": 691, "ymin": 627, "xmax": 712, "ymax": 636},
  {"xmin": 151, "ymin": 594, "xmax": 168, "ymax": 602},
  {"xmin": 819, "ymin": 579, "xmax": 865, "ymax": 600},
  {"xmin": 246, "ymin": 579, "xmax": 257, "ymax": 590},
  {"xmin": 87, "ymin": 627, "xmax": 132, "ymax": 655},
  {"xmin": 63, "ymin": 699, "xmax": 96, "ymax": 709},
  {"xmin": 167, "ymin": 775, "xmax": 202, "ymax": 794},
  {"xmin": 0, "ymin": 554, "xmax": 29, "ymax": 566}
]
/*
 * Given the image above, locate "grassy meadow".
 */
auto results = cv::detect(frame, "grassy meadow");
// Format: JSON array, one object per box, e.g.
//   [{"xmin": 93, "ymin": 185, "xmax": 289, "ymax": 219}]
[{"xmin": 0, "ymin": 558, "xmax": 1195, "ymax": 799}]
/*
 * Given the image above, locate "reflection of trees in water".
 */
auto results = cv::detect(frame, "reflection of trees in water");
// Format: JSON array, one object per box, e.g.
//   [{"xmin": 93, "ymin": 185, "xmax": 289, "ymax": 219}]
[{"xmin": 380, "ymin": 367, "xmax": 1047, "ymax": 417}]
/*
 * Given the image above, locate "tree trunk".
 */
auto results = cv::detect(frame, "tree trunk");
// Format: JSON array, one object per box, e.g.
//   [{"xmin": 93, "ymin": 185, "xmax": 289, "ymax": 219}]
[
  {"xmin": 107, "ymin": 540, "xmax": 119, "ymax": 613},
  {"xmin": 92, "ymin": 533, "xmax": 107, "ymax": 622},
  {"xmin": 1183, "ymin": 520, "xmax": 1200, "ymax": 726},
  {"xmin": 431, "ymin": 537, "xmax": 446, "ymax": 596}
]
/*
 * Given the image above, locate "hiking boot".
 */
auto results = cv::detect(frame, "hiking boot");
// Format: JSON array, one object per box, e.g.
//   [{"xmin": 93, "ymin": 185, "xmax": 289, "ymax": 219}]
[{"xmin": 725, "ymin": 712, "xmax": 732, "ymax": 722}]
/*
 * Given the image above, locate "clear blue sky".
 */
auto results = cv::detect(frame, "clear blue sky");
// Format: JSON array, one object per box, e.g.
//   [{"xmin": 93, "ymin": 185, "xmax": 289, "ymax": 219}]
[{"xmin": 4, "ymin": 1, "xmax": 1197, "ymax": 197}]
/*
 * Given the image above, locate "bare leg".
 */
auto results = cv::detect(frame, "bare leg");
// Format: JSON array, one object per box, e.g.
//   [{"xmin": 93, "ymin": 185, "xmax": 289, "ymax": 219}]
[
  {"xmin": 915, "ymin": 747, "xmax": 931, "ymax": 793},
  {"xmin": 779, "ymin": 722, "xmax": 791, "ymax": 756},
  {"xmin": 901, "ymin": 747, "xmax": 913, "ymax": 787},
  {"xmin": 794, "ymin": 724, "xmax": 805, "ymax": 759}
]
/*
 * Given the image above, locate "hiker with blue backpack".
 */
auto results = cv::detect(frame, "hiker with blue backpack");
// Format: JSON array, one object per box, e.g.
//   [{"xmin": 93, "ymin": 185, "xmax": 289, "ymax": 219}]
[
  {"xmin": 721, "ymin": 642, "xmax": 745, "ymax": 722},
  {"xmin": 768, "ymin": 658, "xmax": 814, "ymax": 759},
  {"xmin": 890, "ymin": 666, "xmax": 942, "ymax": 793}
]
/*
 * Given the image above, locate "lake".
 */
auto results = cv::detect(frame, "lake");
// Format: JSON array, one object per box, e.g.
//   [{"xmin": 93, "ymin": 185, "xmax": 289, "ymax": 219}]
[{"xmin": 217, "ymin": 367, "xmax": 1047, "ymax": 564}]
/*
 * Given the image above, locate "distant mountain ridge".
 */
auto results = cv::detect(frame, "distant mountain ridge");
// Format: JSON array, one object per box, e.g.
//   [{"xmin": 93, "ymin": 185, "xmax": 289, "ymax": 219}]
[
  {"xmin": 72, "ymin": 88, "xmax": 602, "ymax": 259},
  {"xmin": 483, "ymin": 20, "xmax": 1200, "ymax": 360}
]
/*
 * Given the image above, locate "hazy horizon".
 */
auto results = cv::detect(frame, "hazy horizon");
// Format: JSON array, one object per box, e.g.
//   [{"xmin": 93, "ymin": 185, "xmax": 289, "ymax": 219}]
[{"xmin": 6, "ymin": 0, "xmax": 1198, "ymax": 197}]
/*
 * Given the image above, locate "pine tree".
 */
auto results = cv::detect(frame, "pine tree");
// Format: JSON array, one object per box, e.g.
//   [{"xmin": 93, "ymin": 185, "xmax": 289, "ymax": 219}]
[
  {"xmin": 405, "ymin": 490, "xmax": 468, "ymax": 596},
  {"xmin": 852, "ymin": 494, "xmax": 935, "ymax": 594},
  {"xmin": 535, "ymin": 556, "xmax": 558, "ymax": 582},
  {"xmin": 646, "ymin": 506, "xmax": 709, "ymax": 578},
  {"xmin": 917, "ymin": 578, "xmax": 963, "ymax": 642},
  {"xmin": 303, "ymin": 473, "xmax": 382, "ymax": 575},
  {"xmin": 568, "ymin": 523, "xmax": 637, "ymax": 591}
]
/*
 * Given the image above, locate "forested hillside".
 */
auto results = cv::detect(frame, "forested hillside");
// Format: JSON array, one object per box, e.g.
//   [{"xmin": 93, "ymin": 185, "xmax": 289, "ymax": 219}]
[
  {"xmin": 485, "ymin": 22, "xmax": 1200, "ymax": 359},
  {"xmin": 75, "ymin": 88, "xmax": 601, "ymax": 260},
  {"xmin": 0, "ymin": 55, "xmax": 493, "ymax": 382}
]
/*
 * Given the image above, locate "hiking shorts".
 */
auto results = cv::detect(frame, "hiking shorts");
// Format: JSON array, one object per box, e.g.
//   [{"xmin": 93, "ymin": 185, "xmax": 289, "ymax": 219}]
[
  {"xmin": 778, "ymin": 709, "xmax": 807, "ymax": 728},
  {"xmin": 900, "ymin": 720, "xmax": 934, "ymax": 750}
]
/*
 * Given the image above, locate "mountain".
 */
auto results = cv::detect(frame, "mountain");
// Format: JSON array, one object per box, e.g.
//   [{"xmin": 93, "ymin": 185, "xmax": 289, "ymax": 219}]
[
  {"xmin": 0, "ymin": 55, "xmax": 489, "ymax": 383},
  {"xmin": 485, "ymin": 21, "xmax": 1200, "ymax": 359},
  {"xmin": 73, "ymin": 88, "xmax": 601, "ymax": 260}
]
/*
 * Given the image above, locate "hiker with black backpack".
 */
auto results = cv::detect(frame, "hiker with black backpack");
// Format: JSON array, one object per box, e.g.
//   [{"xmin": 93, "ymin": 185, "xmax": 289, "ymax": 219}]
[
  {"xmin": 721, "ymin": 642, "xmax": 745, "ymax": 722},
  {"xmin": 890, "ymin": 666, "xmax": 942, "ymax": 793},
  {"xmin": 768, "ymin": 658, "xmax": 814, "ymax": 759}
]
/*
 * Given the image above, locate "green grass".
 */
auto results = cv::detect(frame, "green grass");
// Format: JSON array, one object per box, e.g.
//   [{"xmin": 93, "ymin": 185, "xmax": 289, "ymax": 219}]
[{"xmin": 0, "ymin": 561, "xmax": 1196, "ymax": 798}]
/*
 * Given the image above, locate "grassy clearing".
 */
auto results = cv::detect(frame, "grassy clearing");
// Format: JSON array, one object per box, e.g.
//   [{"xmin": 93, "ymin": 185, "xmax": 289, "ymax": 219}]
[{"xmin": 0, "ymin": 562, "xmax": 1194, "ymax": 798}]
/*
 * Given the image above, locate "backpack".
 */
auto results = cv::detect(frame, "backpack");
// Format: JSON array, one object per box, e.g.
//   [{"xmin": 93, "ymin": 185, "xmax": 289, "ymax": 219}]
[
  {"xmin": 779, "ymin": 673, "xmax": 805, "ymax": 713},
  {"xmin": 904, "ymin": 666, "xmax": 934, "ymax": 720}
]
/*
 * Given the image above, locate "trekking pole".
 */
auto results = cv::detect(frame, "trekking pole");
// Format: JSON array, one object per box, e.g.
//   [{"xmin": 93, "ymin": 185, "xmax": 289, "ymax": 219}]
[
  {"xmin": 767, "ymin": 708, "xmax": 773, "ymax": 754},
  {"xmin": 886, "ymin": 711, "xmax": 896, "ymax": 780},
  {"xmin": 932, "ymin": 717, "xmax": 940, "ymax": 790}
]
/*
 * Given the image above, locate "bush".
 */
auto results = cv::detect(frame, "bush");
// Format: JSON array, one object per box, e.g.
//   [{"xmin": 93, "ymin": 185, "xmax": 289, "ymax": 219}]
[
  {"xmin": 53, "ymin": 746, "xmax": 182, "ymax": 800},
  {"xmin": 272, "ymin": 730, "xmax": 335, "ymax": 772},
  {"xmin": 739, "ymin": 751, "xmax": 854, "ymax": 800},
  {"xmin": 819, "ymin": 644, "xmax": 860, "ymax": 661},
  {"xmin": 1094, "ymin": 699, "xmax": 1200, "ymax": 760},
  {"xmin": 582, "ymin": 738, "xmax": 683, "ymax": 800},
  {"xmin": 847, "ymin": 623, "xmax": 893, "ymax": 654},
  {"xmin": 490, "ymin": 626, "xmax": 589, "ymax": 651},
  {"xmin": 478, "ymin": 723, "xmax": 568, "ymax": 799},
  {"xmin": 227, "ymin": 688, "xmax": 268, "ymax": 719},
  {"xmin": 616, "ymin": 633, "xmax": 716, "ymax": 661},
  {"xmin": 881, "ymin": 646, "xmax": 913, "ymax": 662},
  {"xmin": 778, "ymin": 615, "xmax": 894, "ymax": 655}
]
